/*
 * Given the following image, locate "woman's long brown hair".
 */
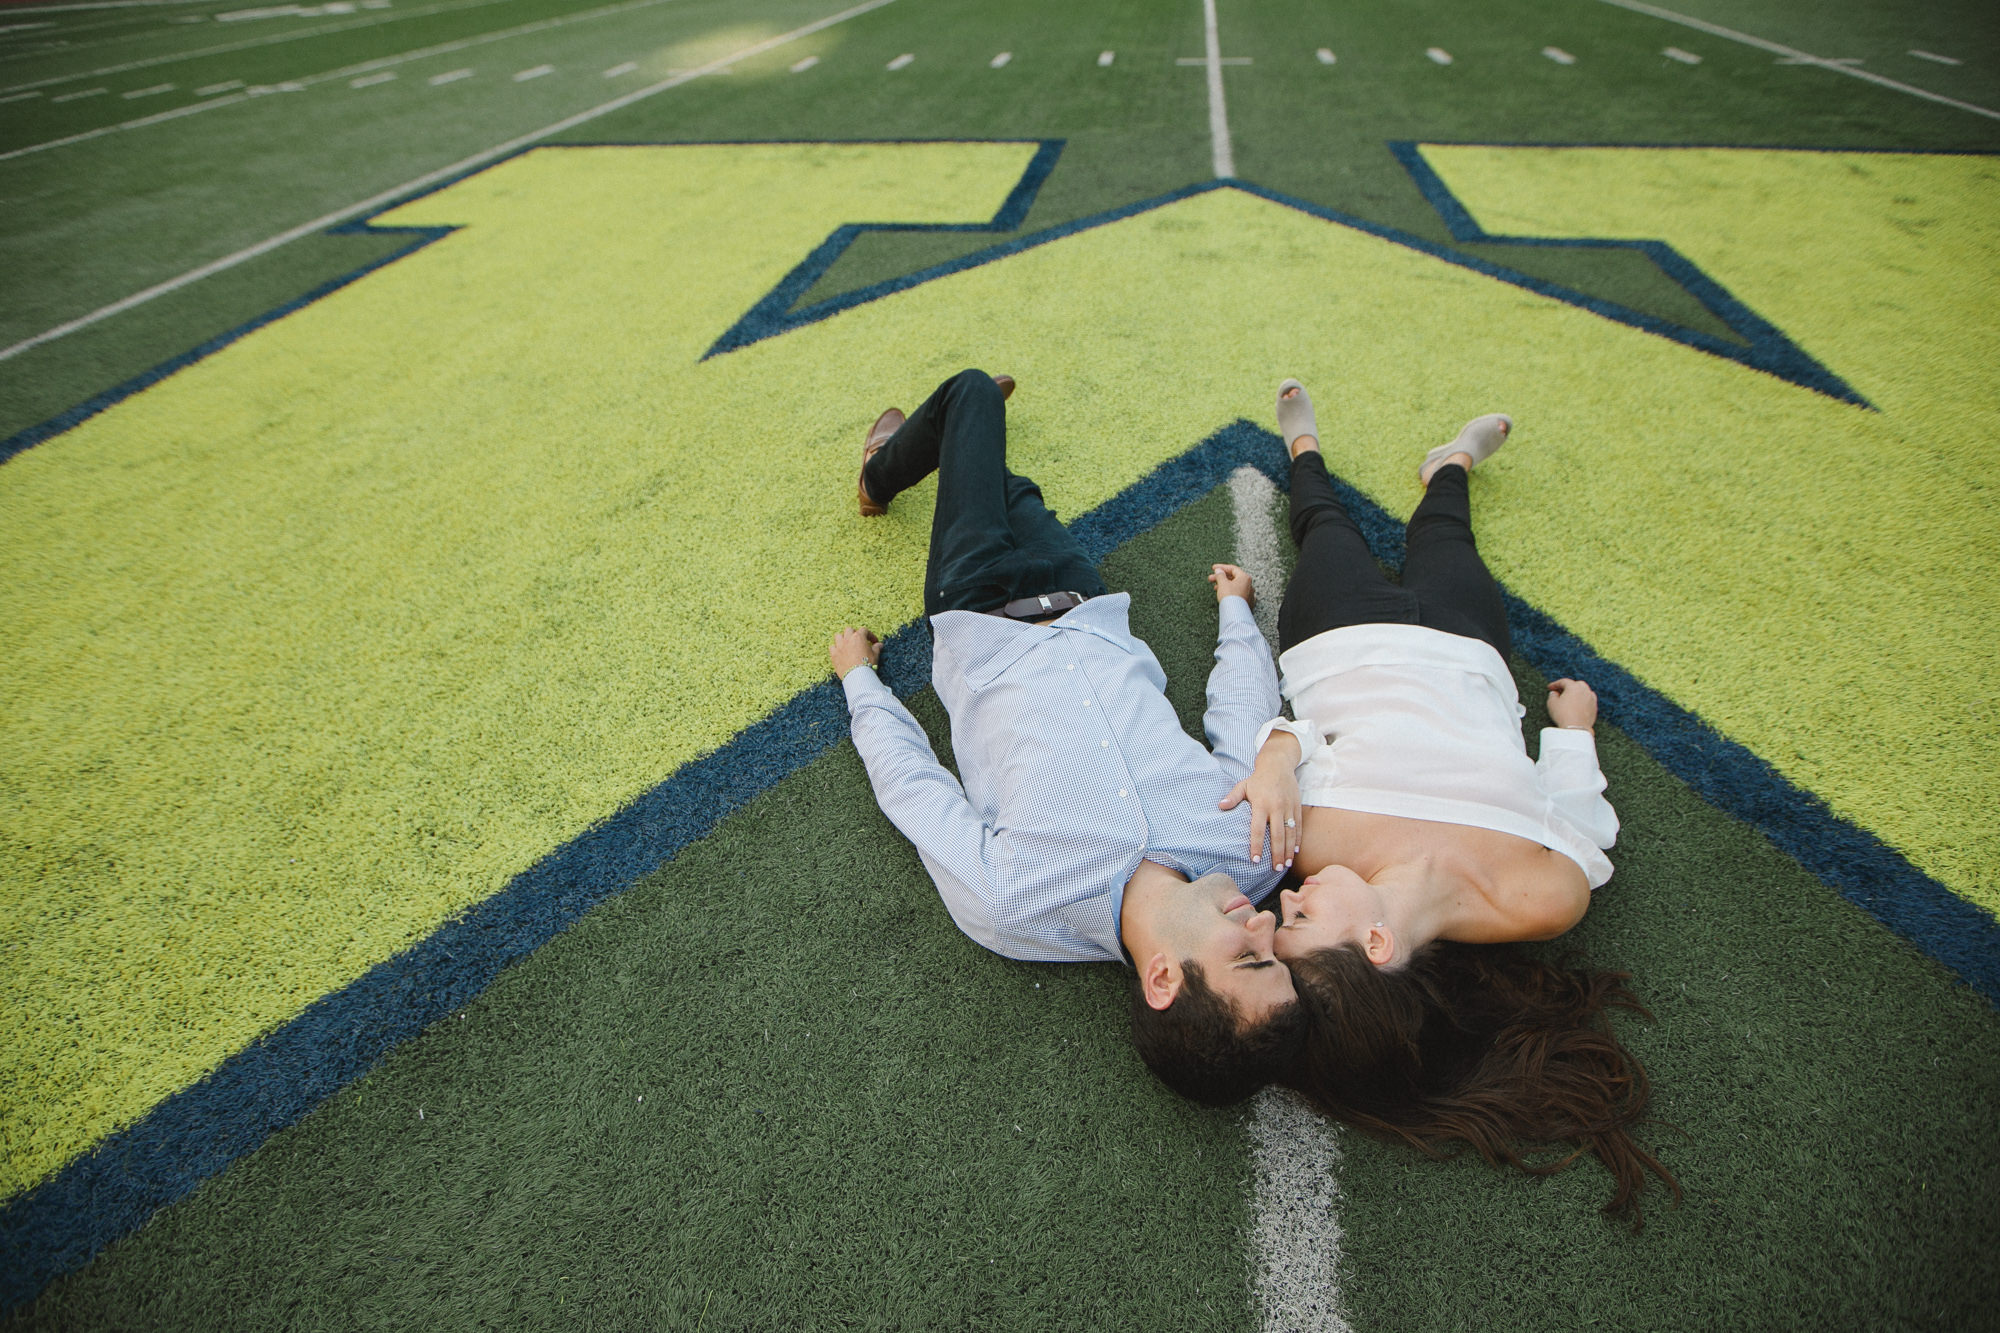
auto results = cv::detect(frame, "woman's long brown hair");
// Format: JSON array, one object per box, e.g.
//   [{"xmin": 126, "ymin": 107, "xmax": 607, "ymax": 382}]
[{"xmin": 1281, "ymin": 942, "xmax": 1680, "ymax": 1228}]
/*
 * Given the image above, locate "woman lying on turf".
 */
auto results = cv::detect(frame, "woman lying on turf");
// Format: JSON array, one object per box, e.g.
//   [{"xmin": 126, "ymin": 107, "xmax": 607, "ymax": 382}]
[{"xmin": 1233, "ymin": 379, "xmax": 1678, "ymax": 1224}]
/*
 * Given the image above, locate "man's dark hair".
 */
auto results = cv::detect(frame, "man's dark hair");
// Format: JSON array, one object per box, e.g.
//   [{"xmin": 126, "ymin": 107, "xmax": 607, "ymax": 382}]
[{"xmin": 1129, "ymin": 963, "xmax": 1307, "ymax": 1107}]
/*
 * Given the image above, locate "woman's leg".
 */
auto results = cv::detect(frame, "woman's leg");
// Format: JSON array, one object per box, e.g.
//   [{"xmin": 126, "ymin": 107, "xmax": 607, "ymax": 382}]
[
  {"xmin": 1278, "ymin": 450, "xmax": 1415, "ymax": 653},
  {"xmin": 1400, "ymin": 463, "xmax": 1513, "ymax": 660}
]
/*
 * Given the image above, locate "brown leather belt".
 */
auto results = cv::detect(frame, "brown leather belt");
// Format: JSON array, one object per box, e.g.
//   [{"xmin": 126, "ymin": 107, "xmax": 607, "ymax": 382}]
[{"xmin": 989, "ymin": 590, "xmax": 1091, "ymax": 622}]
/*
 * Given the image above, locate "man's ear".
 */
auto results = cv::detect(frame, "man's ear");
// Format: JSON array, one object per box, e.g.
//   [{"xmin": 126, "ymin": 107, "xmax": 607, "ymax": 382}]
[
  {"xmin": 1140, "ymin": 951, "xmax": 1182, "ymax": 1010},
  {"xmin": 1361, "ymin": 925, "xmax": 1396, "ymax": 969}
]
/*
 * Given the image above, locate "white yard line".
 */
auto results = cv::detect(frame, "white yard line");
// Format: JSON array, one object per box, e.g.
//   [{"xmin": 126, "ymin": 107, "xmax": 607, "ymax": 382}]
[
  {"xmin": 0, "ymin": 0, "xmax": 687, "ymax": 163},
  {"xmin": 1095, "ymin": 49, "xmax": 1112, "ymax": 67},
  {"xmin": 0, "ymin": 0, "xmax": 899, "ymax": 365},
  {"xmin": 987, "ymin": 50, "xmax": 1009, "ymax": 67},
  {"xmin": 1907, "ymin": 49, "xmax": 1961, "ymax": 66},
  {"xmin": 1, "ymin": 0, "xmax": 219, "ymax": 13},
  {"xmin": 0, "ymin": 0, "xmax": 529, "ymax": 96},
  {"xmin": 512, "ymin": 62, "xmax": 552, "ymax": 79},
  {"xmin": 601, "ymin": 59, "xmax": 635, "ymax": 76},
  {"xmin": 1595, "ymin": 0, "xmax": 2000, "ymax": 121},
  {"xmin": 426, "ymin": 65, "xmax": 471, "ymax": 82},
  {"xmin": 1426, "ymin": 46, "xmax": 1452, "ymax": 64},
  {"xmin": 1201, "ymin": 0, "xmax": 1233, "ymax": 177},
  {"xmin": 1662, "ymin": 45, "xmax": 1701, "ymax": 63},
  {"xmin": 1228, "ymin": 465, "xmax": 1284, "ymax": 649},
  {"xmin": 1315, "ymin": 47, "xmax": 1335, "ymax": 65},
  {"xmin": 1229, "ymin": 470, "xmax": 1349, "ymax": 1329},
  {"xmin": 887, "ymin": 51, "xmax": 911, "ymax": 69},
  {"xmin": 1246, "ymin": 1088, "xmax": 1352, "ymax": 1333},
  {"xmin": 0, "ymin": 84, "xmax": 299, "ymax": 161},
  {"xmin": 349, "ymin": 68, "xmax": 394, "ymax": 85},
  {"xmin": 1543, "ymin": 45, "xmax": 1576, "ymax": 64},
  {"xmin": 787, "ymin": 54, "xmax": 816, "ymax": 72}
]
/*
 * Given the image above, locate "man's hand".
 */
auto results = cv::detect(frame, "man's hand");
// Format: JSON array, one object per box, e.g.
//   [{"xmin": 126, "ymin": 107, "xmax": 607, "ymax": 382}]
[
  {"xmin": 831, "ymin": 627, "xmax": 882, "ymax": 680},
  {"xmin": 1220, "ymin": 730, "xmax": 1302, "ymax": 868},
  {"xmin": 1209, "ymin": 563, "xmax": 1255, "ymax": 608},
  {"xmin": 1547, "ymin": 678, "xmax": 1598, "ymax": 731}
]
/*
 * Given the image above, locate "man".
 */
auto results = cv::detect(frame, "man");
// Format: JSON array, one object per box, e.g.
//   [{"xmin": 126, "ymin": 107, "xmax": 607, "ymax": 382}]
[{"xmin": 828, "ymin": 368, "xmax": 1306, "ymax": 1104}]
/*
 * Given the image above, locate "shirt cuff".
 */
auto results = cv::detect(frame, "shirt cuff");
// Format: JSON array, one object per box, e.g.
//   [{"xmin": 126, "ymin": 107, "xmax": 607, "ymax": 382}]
[
  {"xmin": 1538, "ymin": 725, "xmax": 1599, "ymax": 756},
  {"xmin": 1218, "ymin": 596, "xmax": 1257, "ymax": 628},
  {"xmin": 841, "ymin": 664, "xmax": 892, "ymax": 708},
  {"xmin": 1253, "ymin": 716, "xmax": 1321, "ymax": 765}
]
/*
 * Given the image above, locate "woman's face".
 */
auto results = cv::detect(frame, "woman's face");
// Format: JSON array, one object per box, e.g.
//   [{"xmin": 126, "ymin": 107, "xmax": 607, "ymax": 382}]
[{"xmin": 1274, "ymin": 865, "xmax": 1385, "ymax": 963}]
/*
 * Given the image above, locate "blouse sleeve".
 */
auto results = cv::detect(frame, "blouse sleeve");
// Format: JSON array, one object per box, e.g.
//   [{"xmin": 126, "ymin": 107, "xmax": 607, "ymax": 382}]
[{"xmin": 1535, "ymin": 727, "xmax": 1619, "ymax": 850}]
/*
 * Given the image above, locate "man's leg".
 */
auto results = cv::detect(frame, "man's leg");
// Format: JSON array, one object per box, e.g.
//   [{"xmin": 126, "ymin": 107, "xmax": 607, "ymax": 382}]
[
  {"xmin": 863, "ymin": 369, "xmax": 1102, "ymax": 616},
  {"xmin": 1277, "ymin": 450, "xmax": 1414, "ymax": 654},
  {"xmin": 998, "ymin": 469, "xmax": 1108, "ymax": 602},
  {"xmin": 1400, "ymin": 463, "xmax": 1513, "ymax": 660}
]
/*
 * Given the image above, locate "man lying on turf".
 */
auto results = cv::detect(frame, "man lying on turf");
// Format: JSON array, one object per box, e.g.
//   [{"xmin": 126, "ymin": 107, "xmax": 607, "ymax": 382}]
[{"xmin": 828, "ymin": 369, "xmax": 1309, "ymax": 1104}]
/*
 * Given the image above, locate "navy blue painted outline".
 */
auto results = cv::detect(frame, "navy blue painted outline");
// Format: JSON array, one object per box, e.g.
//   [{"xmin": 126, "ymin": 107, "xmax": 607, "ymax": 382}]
[
  {"xmin": 0, "ymin": 138, "xmax": 1062, "ymax": 469},
  {"xmin": 702, "ymin": 161, "xmax": 1873, "ymax": 407},
  {"xmin": 1388, "ymin": 140, "xmax": 1869, "ymax": 405},
  {"xmin": 704, "ymin": 138, "xmax": 1063, "ymax": 357},
  {"xmin": 5, "ymin": 418, "xmax": 1994, "ymax": 1313}
]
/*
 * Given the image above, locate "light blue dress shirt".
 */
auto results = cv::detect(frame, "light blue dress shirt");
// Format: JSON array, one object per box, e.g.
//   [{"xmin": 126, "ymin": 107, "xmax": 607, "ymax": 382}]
[{"xmin": 841, "ymin": 594, "xmax": 1286, "ymax": 963}]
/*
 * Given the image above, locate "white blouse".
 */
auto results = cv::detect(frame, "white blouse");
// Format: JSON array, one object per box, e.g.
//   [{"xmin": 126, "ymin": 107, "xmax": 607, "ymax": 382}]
[{"xmin": 1256, "ymin": 623, "xmax": 1619, "ymax": 888}]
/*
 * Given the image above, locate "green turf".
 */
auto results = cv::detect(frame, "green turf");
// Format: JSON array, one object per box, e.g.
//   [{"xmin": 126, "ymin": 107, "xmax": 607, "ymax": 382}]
[{"xmin": 15, "ymin": 482, "xmax": 1998, "ymax": 1330}]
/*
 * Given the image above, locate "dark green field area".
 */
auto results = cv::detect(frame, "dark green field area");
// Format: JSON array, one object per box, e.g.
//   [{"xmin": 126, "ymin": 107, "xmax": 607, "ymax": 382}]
[
  {"xmin": 6, "ymin": 0, "xmax": 1998, "ymax": 440},
  {"xmin": 13, "ymin": 483, "xmax": 1998, "ymax": 1330}
]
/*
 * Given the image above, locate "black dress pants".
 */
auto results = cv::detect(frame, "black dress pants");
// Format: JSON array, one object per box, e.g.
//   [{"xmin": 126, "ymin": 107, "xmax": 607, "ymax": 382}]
[
  {"xmin": 1276, "ymin": 450, "xmax": 1512, "ymax": 660},
  {"xmin": 861, "ymin": 369, "xmax": 1107, "ymax": 619}
]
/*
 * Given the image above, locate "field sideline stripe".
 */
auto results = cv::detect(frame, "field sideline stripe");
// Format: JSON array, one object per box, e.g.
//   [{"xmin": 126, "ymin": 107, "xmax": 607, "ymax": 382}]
[
  {"xmin": 0, "ymin": 0, "xmax": 696, "ymax": 163},
  {"xmin": 1594, "ymin": 0, "xmax": 2000, "ymax": 123},
  {"xmin": 0, "ymin": 0, "xmax": 533, "ymax": 96},
  {"xmin": 0, "ymin": 421, "xmax": 1293, "ymax": 1315},
  {"xmin": 0, "ymin": 0, "xmax": 899, "ymax": 366}
]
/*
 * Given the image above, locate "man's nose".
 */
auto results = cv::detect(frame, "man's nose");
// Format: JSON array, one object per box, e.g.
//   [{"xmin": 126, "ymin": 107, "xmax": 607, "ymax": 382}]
[{"xmin": 1251, "ymin": 908, "xmax": 1277, "ymax": 943}]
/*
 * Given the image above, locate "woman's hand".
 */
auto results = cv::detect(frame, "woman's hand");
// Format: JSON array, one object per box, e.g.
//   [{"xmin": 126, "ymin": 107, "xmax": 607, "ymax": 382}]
[
  {"xmin": 1547, "ymin": 678, "xmax": 1598, "ymax": 731},
  {"xmin": 1220, "ymin": 730, "xmax": 1303, "ymax": 867},
  {"xmin": 1208, "ymin": 563, "xmax": 1255, "ymax": 608},
  {"xmin": 830, "ymin": 627, "xmax": 882, "ymax": 680}
]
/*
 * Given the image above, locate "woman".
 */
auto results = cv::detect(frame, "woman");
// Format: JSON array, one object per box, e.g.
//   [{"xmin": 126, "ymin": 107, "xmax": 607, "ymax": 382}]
[{"xmin": 1247, "ymin": 378, "xmax": 1677, "ymax": 1225}]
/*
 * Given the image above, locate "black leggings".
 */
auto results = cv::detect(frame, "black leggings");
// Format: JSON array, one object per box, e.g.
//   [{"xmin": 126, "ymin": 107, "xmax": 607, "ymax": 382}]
[{"xmin": 1276, "ymin": 451, "xmax": 1512, "ymax": 660}]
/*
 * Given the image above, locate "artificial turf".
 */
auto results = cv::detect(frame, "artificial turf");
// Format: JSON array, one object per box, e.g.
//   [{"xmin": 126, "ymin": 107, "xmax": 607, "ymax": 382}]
[
  {"xmin": 14, "ymin": 484, "xmax": 1997, "ymax": 1330},
  {"xmin": 5, "ymin": 0, "xmax": 1998, "ymax": 1321}
]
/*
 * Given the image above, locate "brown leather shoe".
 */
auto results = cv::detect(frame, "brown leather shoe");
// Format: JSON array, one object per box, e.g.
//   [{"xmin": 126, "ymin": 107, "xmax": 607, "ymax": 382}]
[
  {"xmin": 858, "ymin": 407, "xmax": 905, "ymax": 517},
  {"xmin": 994, "ymin": 373, "xmax": 1015, "ymax": 400}
]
